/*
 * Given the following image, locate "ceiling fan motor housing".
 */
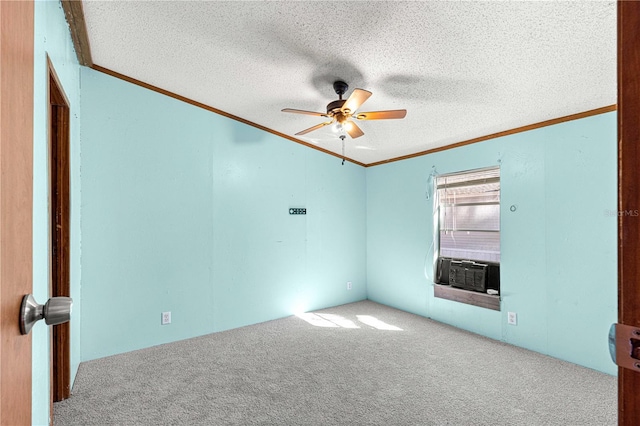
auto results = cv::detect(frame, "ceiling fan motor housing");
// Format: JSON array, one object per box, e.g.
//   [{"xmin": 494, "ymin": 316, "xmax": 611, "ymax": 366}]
[{"xmin": 327, "ymin": 99, "xmax": 346, "ymax": 115}]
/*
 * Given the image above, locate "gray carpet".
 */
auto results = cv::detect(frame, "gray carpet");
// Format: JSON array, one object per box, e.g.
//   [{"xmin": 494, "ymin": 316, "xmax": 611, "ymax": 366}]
[{"xmin": 54, "ymin": 301, "xmax": 616, "ymax": 425}]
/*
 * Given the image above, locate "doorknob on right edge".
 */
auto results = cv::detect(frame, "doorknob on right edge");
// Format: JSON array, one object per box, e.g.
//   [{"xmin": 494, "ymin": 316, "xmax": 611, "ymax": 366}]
[{"xmin": 19, "ymin": 294, "xmax": 73, "ymax": 335}]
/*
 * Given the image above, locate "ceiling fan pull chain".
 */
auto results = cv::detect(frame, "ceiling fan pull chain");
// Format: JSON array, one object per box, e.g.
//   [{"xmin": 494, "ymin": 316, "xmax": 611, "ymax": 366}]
[{"xmin": 340, "ymin": 135, "xmax": 346, "ymax": 165}]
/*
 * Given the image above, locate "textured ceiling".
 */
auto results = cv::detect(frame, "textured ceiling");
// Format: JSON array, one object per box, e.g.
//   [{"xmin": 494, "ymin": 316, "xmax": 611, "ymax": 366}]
[{"xmin": 81, "ymin": 0, "xmax": 616, "ymax": 165}]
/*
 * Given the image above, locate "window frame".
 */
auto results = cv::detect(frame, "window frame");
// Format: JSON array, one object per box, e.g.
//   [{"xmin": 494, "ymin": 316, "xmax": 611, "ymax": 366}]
[{"xmin": 431, "ymin": 166, "xmax": 502, "ymax": 310}]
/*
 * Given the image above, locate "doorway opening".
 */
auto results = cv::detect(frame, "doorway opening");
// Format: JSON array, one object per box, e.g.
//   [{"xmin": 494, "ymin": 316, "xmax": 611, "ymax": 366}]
[{"xmin": 48, "ymin": 61, "xmax": 71, "ymax": 405}]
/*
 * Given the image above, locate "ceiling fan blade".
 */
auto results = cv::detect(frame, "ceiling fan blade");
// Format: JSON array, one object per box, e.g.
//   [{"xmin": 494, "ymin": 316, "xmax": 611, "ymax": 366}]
[
  {"xmin": 282, "ymin": 108, "xmax": 329, "ymax": 117},
  {"xmin": 341, "ymin": 89, "xmax": 372, "ymax": 114},
  {"xmin": 355, "ymin": 110, "xmax": 407, "ymax": 120},
  {"xmin": 345, "ymin": 121, "xmax": 364, "ymax": 139},
  {"xmin": 295, "ymin": 121, "xmax": 333, "ymax": 136}
]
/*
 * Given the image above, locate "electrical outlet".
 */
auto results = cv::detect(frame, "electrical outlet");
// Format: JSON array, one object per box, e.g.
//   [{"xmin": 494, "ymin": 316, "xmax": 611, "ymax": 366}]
[
  {"xmin": 162, "ymin": 311, "xmax": 171, "ymax": 325},
  {"xmin": 347, "ymin": 281, "xmax": 352, "ymax": 290},
  {"xmin": 507, "ymin": 311, "xmax": 517, "ymax": 326}
]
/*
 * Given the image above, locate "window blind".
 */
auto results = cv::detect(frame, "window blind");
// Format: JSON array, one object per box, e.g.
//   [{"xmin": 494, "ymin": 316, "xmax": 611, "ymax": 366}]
[{"xmin": 436, "ymin": 167, "xmax": 500, "ymax": 263}]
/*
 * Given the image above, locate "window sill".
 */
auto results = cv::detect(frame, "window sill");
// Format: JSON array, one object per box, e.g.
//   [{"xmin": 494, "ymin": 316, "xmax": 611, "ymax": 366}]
[{"xmin": 433, "ymin": 284, "xmax": 501, "ymax": 311}]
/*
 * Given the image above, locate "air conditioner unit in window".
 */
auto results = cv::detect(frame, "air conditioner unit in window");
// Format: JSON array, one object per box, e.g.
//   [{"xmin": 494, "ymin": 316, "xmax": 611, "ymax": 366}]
[
  {"xmin": 436, "ymin": 257, "xmax": 500, "ymax": 294},
  {"xmin": 449, "ymin": 260, "xmax": 486, "ymax": 292}
]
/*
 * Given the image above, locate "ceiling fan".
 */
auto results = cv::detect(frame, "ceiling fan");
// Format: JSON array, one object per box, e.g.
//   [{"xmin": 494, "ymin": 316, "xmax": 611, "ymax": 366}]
[{"xmin": 282, "ymin": 81, "xmax": 407, "ymax": 139}]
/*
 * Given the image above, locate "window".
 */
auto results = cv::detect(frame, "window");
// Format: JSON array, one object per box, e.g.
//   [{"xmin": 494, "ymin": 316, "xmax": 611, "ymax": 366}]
[
  {"xmin": 435, "ymin": 167, "xmax": 500, "ymax": 264},
  {"xmin": 433, "ymin": 167, "xmax": 501, "ymax": 309}
]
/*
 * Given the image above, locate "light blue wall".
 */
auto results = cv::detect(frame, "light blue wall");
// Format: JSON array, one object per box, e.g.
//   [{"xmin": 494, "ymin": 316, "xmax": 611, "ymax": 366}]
[
  {"xmin": 32, "ymin": 1, "xmax": 82, "ymax": 424},
  {"xmin": 79, "ymin": 68, "xmax": 367, "ymax": 361},
  {"xmin": 366, "ymin": 112, "xmax": 618, "ymax": 374},
  {"xmin": 79, "ymin": 63, "xmax": 616, "ymax": 375}
]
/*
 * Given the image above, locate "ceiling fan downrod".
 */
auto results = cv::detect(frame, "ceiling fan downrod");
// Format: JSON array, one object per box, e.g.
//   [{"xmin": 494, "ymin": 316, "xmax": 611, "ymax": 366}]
[{"xmin": 333, "ymin": 81, "xmax": 349, "ymax": 100}]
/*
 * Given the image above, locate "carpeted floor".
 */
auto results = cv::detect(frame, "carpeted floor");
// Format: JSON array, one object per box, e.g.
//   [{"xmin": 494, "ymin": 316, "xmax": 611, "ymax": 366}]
[{"xmin": 54, "ymin": 300, "xmax": 616, "ymax": 425}]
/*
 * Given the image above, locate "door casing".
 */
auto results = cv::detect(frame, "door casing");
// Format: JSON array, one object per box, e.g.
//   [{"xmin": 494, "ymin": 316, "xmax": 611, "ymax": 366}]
[
  {"xmin": 618, "ymin": 2, "xmax": 640, "ymax": 424},
  {"xmin": 48, "ymin": 59, "xmax": 71, "ymax": 408}
]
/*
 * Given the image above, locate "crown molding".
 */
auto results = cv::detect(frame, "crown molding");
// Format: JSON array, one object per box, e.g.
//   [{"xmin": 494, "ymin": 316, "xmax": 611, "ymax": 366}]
[
  {"xmin": 61, "ymin": 0, "xmax": 93, "ymax": 66},
  {"xmin": 92, "ymin": 65, "xmax": 366, "ymax": 167},
  {"xmin": 366, "ymin": 105, "xmax": 617, "ymax": 167}
]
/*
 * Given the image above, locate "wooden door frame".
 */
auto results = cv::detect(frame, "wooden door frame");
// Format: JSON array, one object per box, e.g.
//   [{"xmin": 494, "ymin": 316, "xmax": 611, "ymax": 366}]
[
  {"xmin": 618, "ymin": 1, "xmax": 640, "ymax": 424},
  {"xmin": 0, "ymin": 0, "xmax": 35, "ymax": 424},
  {"xmin": 48, "ymin": 59, "xmax": 71, "ymax": 407}
]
